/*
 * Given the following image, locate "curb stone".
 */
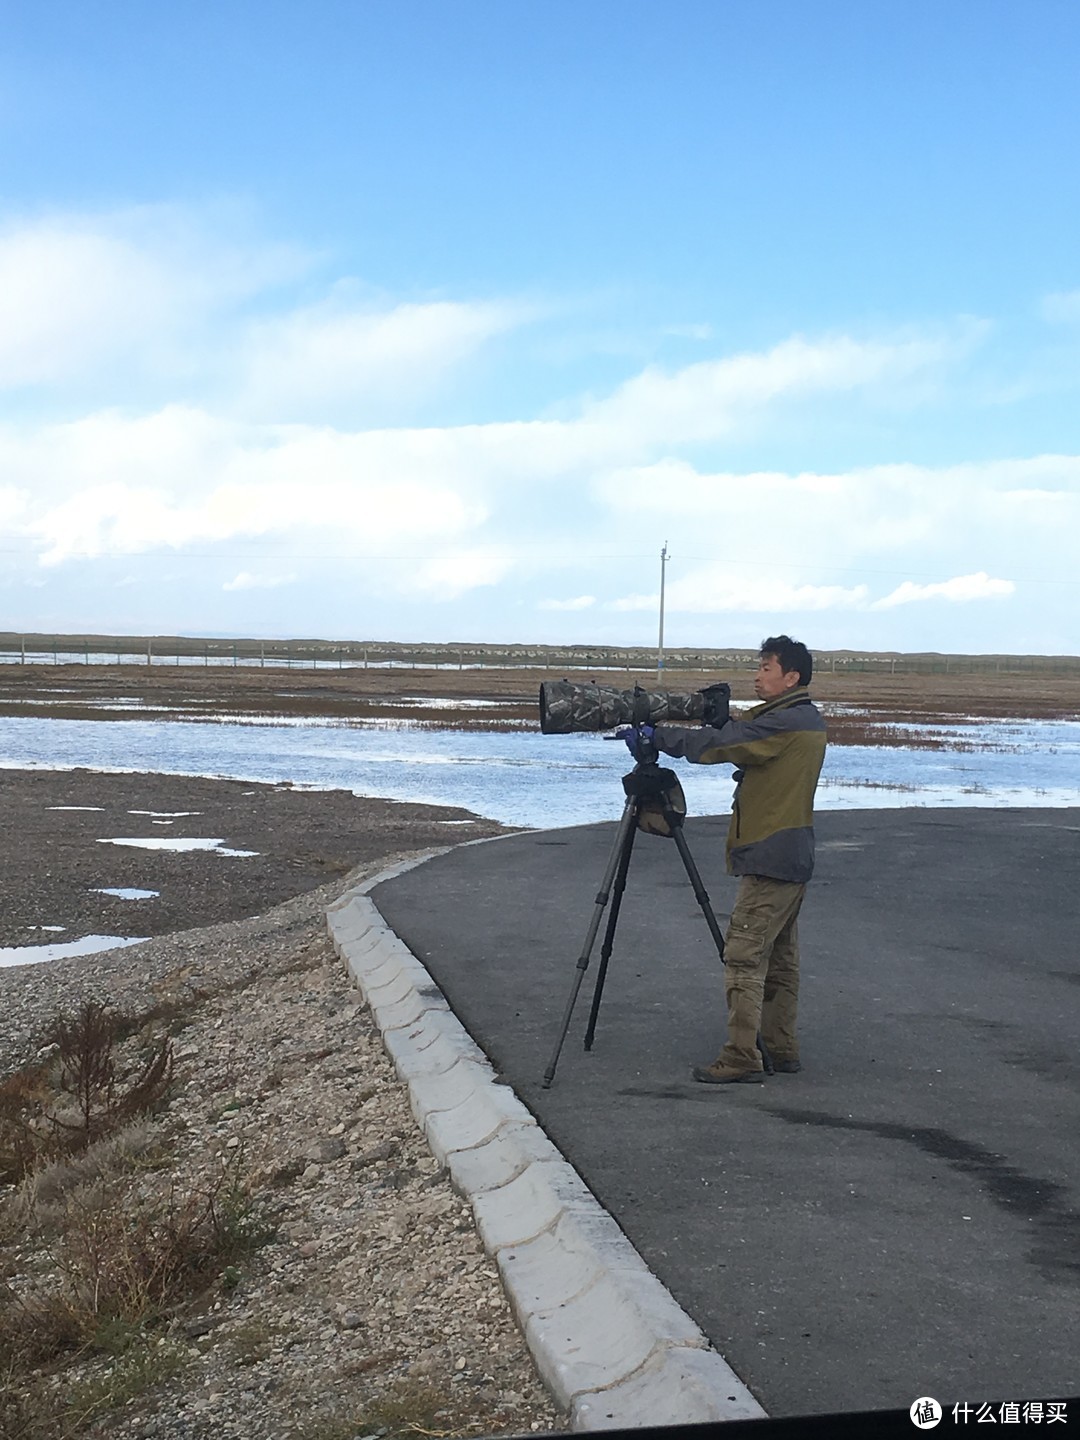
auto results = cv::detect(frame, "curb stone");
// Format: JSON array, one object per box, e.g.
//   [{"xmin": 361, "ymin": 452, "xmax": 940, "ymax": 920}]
[{"xmin": 327, "ymin": 854, "xmax": 767, "ymax": 1429}]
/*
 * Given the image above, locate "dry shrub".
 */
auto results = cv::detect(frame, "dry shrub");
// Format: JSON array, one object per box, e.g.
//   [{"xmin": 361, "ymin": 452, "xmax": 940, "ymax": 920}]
[
  {"xmin": 46, "ymin": 1001, "xmax": 174, "ymax": 1146},
  {"xmin": 0, "ymin": 1003, "xmax": 173, "ymax": 1187},
  {"xmin": 0, "ymin": 1152, "xmax": 274, "ymax": 1372},
  {"xmin": 0, "ymin": 1064, "xmax": 57, "ymax": 1186},
  {"xmin": 16, "ymin": 1120, "xmax": 161, "ymax": 1221}
]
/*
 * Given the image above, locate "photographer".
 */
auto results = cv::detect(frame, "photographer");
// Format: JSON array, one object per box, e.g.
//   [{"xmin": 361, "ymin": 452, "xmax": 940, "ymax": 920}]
[{"xmin": 647, "ymin": 636, "xmax": 827, "ymax": 1085}]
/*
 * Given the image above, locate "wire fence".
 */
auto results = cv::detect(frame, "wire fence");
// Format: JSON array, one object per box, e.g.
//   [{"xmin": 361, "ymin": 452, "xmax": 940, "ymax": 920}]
[{"xmin": 1, "ymin": 634, "xmax": 1078, "ymax": 676}]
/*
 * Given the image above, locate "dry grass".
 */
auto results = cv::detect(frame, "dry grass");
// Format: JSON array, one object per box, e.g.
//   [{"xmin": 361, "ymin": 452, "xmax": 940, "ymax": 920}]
[
  {"xmin": 0, "ymin": 1002, "xmax": 274, "ymax": 1440},
  {"xmin": 0, "ymin": 1002, "xmax": 173, "ymax": 1187}
]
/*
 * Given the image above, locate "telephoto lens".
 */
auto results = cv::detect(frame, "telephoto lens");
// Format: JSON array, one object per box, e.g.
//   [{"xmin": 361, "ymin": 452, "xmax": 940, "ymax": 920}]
[{"xmin": 538, "ymin": 680, "xmax": 730, "ymax": 734}]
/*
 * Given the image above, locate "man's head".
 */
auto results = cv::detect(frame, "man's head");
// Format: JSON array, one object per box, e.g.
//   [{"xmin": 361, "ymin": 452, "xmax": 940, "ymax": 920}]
[{"xmin": 754, "ymin": 635, "xmax": 812, "ymax": 700}]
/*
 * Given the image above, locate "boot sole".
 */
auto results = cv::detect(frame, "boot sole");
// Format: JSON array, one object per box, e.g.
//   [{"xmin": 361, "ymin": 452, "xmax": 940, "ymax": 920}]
[{"xmin": 691, "ymin": 1066, "xmax": 764, "ymax": 1085}]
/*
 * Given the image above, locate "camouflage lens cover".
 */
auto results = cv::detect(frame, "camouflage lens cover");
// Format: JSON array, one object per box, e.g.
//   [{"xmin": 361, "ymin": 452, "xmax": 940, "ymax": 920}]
[{"xmin": 538, "ymin": 680, "xmax": 707, "ymax": 734}]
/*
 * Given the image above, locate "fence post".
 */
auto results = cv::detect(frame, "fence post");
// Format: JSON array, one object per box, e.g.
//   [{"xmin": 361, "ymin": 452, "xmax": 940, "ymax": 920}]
[
  {"xmin": 20, "ymin": 637, "xmax": 24, "ymax": 665},
  {"xmin": 147, "ymin": 641, "xmax": 152, "ymax": 666}
]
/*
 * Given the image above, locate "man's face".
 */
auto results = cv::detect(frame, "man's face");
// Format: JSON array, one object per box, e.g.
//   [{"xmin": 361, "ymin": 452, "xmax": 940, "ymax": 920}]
[{"xmin": 754, "ymin": 653, "xmax": 801, "ymax": 700}]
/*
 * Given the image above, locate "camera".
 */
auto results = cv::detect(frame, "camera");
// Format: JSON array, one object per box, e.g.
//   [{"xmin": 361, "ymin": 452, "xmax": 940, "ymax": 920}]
[{"xmin": 539, "ymin": 680, "xmax": 730, "ymax": 735}]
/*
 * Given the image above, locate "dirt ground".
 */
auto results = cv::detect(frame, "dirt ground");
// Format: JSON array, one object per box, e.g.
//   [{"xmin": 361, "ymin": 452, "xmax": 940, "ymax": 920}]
[{"xmin": 0, "ymin": 769, "xmax": 507, "ymax": 951}]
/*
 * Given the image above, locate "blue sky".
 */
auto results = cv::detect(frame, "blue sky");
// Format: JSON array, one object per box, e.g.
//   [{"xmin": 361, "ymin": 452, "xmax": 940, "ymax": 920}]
[{"xmin": 1, "ymin": 1, "xmax": 1078, "ymax": 653}]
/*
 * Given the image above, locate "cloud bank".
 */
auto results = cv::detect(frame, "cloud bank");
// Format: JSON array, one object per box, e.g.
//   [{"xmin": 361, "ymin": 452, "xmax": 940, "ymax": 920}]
[{"xmin": 0, "ymin": 204, "xmax": 1076, "ymax": 651}]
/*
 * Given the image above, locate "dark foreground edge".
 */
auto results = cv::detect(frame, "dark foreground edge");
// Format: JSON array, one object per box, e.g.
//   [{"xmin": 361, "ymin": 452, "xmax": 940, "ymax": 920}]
[{"xmin": 512, "ymin": 1397, "xmax": 1079, "ymax": 1439}]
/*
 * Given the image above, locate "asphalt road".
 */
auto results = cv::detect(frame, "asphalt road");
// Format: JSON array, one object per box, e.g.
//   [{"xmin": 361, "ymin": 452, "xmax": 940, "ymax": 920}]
[{"xmin": 372, "ymin": 806, "xmax": 1080, "ymax": 1417}]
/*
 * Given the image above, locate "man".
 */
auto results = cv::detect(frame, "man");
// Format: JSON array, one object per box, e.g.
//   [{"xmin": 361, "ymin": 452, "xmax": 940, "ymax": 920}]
[{"xmin": 648, "ymin": 636, "xmax": 827, "ymax": 1084}]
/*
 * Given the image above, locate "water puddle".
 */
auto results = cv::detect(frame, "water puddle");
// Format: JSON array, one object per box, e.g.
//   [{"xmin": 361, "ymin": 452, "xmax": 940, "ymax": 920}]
[
  {"xmin": 97, "ymin": 837, "xmax": 259, "ymax": 858},
  {"xmin": 92, "ymin": 887, "xmax": 160, "ymax": 900},
  {"xmin": 1, "ymin": 935, "xmax": 149, "ymax": 968}
]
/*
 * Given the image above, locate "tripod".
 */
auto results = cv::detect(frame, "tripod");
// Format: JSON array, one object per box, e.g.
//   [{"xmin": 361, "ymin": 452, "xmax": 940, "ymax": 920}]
[{"xmin": 541, "ymin": 741, "xmax": 773, "ymax": 1088}]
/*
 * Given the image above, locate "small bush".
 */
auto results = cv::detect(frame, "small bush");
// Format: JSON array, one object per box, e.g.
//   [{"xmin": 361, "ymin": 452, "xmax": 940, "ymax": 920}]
[
  {"xmin": 46, "ymin": 1001, "xmax": 174, "ymax": 1147},
  {"xmin": 0, "ymin": 1003, "xmax": 174, "ymax": 1189},
  {"xmin": 63, "ymin": 1334, "xmax": 188, "ymax": 1433},
  {"xmin": 52, "ymin": 1154, "xmax": 275, "ymax": 1333}
]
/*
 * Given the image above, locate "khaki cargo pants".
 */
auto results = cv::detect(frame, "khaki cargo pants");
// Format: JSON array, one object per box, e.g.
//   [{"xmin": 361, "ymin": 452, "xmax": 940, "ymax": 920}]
[{"xmin": 716, "ymin": 874, "xmax": 806, "ymax": 1073}]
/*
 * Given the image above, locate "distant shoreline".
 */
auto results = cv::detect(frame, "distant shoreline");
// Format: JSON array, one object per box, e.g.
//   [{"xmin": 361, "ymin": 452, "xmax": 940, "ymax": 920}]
[{"xmin": 2, "ymin": 629, "xmax": 1079, "ymax": 677}]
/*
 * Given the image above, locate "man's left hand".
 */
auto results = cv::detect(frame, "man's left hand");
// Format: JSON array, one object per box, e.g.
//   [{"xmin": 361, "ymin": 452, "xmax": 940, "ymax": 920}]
[{"xmin": 616, "ymin": 723, "xmax": 655, "ymax": 756}]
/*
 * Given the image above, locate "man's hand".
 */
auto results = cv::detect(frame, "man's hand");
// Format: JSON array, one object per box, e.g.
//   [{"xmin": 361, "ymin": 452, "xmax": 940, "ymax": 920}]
[{"xmin": 616, "ymin": 723, "xmax": 655, "ymax": 757}]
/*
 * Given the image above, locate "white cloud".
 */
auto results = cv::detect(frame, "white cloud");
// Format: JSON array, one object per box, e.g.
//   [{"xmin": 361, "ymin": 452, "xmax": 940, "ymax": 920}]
[
  {"xmin": 0, "ymin": 406, "xmax": 486, "ymax": 564},
  {"xmin": 610, "ymin": 570, "xmax": 870, "ymax": 614},
  {"xmin": 0, "ymin": 208, "xmax": 308, "ymax": 390},
  {"xmin": 871, "ymin": 572, "xmax": 1015, "ymax": 609},
  {"xmin": 223, "ymin": 571, "xmax": 296, "ymax": 591},
  {"xmin": 538, "ymin": 594, "xmax": 596, "ymax": 611},
  {"xmin": 580, "ymin": 330, "xmax": 967, "ymax": 449},
  {"xmin": 238, "ymin": 296, "xmax": 526, "ymax": 419},
  {"xmin": 1040, "ymin": 290, "xmax": 1080, "ymax": 324},
  {"xmin": 592, "ymin": 454, "xmax": 1080, "ymax": 567},
  {"xmin": 400, "ymin": 552, "xmax": 516, "ymax": 601}
]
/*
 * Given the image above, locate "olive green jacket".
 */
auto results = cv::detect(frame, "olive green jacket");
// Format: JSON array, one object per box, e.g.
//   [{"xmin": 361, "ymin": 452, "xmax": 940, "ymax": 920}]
[{"xmin": 652, "ymin": 687, "xmax": 827, "ymax": 882}]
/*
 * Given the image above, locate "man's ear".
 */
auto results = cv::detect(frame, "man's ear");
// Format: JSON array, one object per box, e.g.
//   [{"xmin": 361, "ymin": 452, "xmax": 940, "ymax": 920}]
[{"xmin": 783, "ymin": 669, "xmax": 802, "ymax": 691}]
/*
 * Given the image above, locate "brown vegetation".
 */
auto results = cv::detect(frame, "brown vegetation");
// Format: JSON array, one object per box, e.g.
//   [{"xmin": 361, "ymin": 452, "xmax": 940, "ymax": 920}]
[
  {"xmin": 1, "ymin": 658, "xmax": 1076, "ymax": 737},
  {"xmin": 0, "ymin": 1002, "xmax": 271, "ymax": 1439}
]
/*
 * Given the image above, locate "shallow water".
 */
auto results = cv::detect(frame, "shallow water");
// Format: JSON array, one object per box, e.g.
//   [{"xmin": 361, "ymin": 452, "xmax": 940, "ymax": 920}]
[
  {"xmin": 0, "ymin": 934, "xmax": 149, "ymax": 968},
  {"xmin": 92, "ymin": 887, "xmax": 160, "ymax": 900},
  {"xmin": 1, "ymin": 715, "xmax": 1078, "ymax": 829}
]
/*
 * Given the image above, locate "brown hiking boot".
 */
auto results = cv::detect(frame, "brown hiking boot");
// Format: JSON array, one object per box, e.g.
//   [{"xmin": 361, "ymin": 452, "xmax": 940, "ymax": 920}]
[{"xmin": 691, "ymin": 1061, "xmax": 764, "ymax": 1085}]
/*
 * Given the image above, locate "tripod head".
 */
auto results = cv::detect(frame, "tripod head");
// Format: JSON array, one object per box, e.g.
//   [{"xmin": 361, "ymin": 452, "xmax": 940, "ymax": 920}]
[{"xmin": 622, "ymin": 754, "xmax": 687, "ymax": 835}]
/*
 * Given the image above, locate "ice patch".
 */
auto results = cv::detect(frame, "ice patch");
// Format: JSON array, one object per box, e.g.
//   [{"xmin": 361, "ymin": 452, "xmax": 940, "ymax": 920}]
[
  {"xmin": 128, "ymin": 810, "xmax": 199, "ymax": 817},
  {"xmin": 97, "ymin": 837, "xmax": 258, "ymax": 857}
]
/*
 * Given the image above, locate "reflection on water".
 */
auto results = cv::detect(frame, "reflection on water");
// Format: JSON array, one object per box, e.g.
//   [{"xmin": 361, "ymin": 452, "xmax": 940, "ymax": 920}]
[
  {"xmin": 0, "ymin": 715, "xmax": 1077, "ymax": 830},
  {"xmin": 0, "ymin": 934, "xmax": 149, "ymax": 968}
]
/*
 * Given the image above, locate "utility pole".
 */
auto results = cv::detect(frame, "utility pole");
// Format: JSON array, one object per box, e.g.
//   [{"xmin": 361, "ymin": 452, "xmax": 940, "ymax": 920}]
[{"xmin": 657, "ymin": 541, "xmax": 668, "ymax": 679}]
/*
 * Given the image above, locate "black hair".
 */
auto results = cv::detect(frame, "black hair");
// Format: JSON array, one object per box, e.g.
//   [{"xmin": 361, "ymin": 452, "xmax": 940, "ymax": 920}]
[{"xmin": 760, "ymin": 635, "xmax": 813, "ymax": 687}]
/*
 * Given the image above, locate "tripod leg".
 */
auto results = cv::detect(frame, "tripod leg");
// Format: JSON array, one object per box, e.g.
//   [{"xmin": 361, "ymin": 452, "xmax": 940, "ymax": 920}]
[
  {"xmin": 667, "ymin": 816, "xmax": 774, "ymax": 1076},
  {"xmin": 583, "ymin": 815, "xmax": 638, "ymax": 1051},
  {"xmin": 541, "ymin": 796, "xmax": 638, "ymax": 1089},
  {"xmin": 668, "ymin": 819, "xmax": 725, "ymax": 958}
]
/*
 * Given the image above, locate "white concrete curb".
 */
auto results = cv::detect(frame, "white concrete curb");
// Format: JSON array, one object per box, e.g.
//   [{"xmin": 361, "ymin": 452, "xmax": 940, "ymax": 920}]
[{"xmin": 327, "ymin": 859, "xmax": 766, "ymax": 1429}]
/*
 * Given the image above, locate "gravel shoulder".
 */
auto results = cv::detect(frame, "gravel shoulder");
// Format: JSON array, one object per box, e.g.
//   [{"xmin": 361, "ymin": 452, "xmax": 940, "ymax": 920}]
[{"xmin": 0, "ymin": 774, "xmax": 561, "ymax": 1439}]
